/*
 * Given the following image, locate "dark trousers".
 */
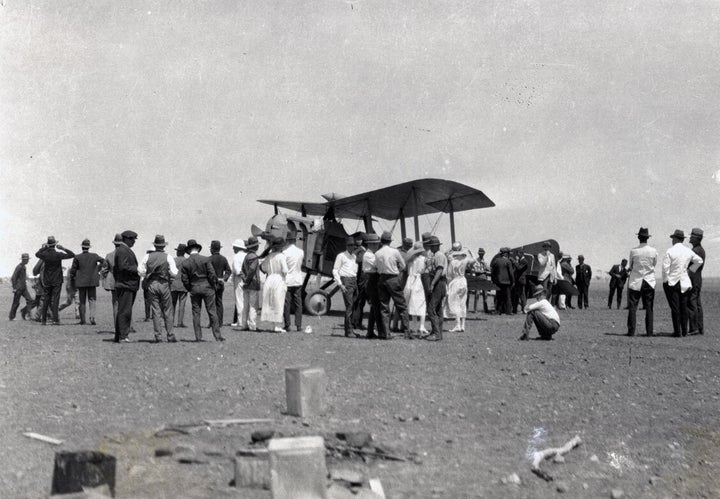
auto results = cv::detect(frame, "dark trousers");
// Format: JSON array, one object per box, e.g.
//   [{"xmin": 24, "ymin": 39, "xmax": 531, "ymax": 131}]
[
  {"xmin": 541, "ymin": 276, "xmax": 553, "ymax": 300},
  {"xmin": 577, "ymin": 284, "xmax": 590, "ymax": 309},
  {"xmin": 511, "ymin": 283, "xmax": 526, "ymax": 313},
  {"xmin": 340, "ymin": 276, "xmax": 358, "ymax": 335},
  {"xmin": 215, "ymin": 283, "xmax": 225, "ymax": 326},
  {"xmin": 10, "ymin": 288, "xmax": 34, "ymax": 319},
  {"xmin": 497, "ymin": 284, "xmax": 512, "ymax": 314},
  {"xmin": 366, "ymin": 274, "xmax": 383, "ymax": 337},
  {"xmin": 77, "ymin": 286, "xmax": 97, "ymax": 323},
  {"xmin": 627, "ymin": 280, "xmax": 654, "ymax": 336},
  {"xmin": 352, "ymin": 274, "xmax": 368, "ymax": 329},
  {"xmin": 143, "ymin": 286, "xmax": 151, "ymax": 320},
  {"xmin": 110, "ymin": 290, "xmax": 118, "ymax": 324},
  {"xmin": 171, "ymin": 290, "xmax": 187, "ymax": 326},
  {"xmin": 608, "ymin": 285, "xmax": 623, "ymax": 309},
  {"xmin": 663, "ymin": 282, "xmax": 689, "ymax": 336},
  {"xmin": 523, "ymin": 310, "xmax": 559, "ymax": 339},
  {"xmin": 41, "ymin": 284, "xmax": 62, "ymax": 323},
  {"xmin": 378, "ymin": 274, "xmax": 409, "ymax": 337},
  {"xmin": 687, "ymin": 284, "xmax": 703, "ymax": 334},
  {"xmin": 190, "ymin": 287, "xmax": 221, "ymax": 340},
  {"xmin": 114, "ymin": 289, "xmax": 137, "ymax": 341},
  {"xmin": 427, "ymin": 278, "xmax": 447, "ymax": 338},
  {"xmin": 284, "ymin": 285, "xmax": 303, "ymax": 330}
]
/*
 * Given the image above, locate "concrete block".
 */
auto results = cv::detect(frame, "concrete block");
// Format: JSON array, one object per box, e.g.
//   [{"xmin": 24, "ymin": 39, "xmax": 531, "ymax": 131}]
[
  {"xmin": 51, "ymin": 451, "xmax": 116, "ymax": 497},
  {"xmin": 285, "ymin": 367, "xmax": 326, "ymax": 417},
  {"xmin": 268, "ymin": 436, "xmax": 327, "ymax": 499},
  {"xmin": 234, "ymin": 449, "xmax": 270, "ymax": 489}
]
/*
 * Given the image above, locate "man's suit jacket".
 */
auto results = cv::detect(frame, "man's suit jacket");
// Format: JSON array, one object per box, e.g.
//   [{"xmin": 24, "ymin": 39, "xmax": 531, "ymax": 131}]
[
  {"xmin": 690, "ymin": 244, "xmax": 705, "ymax": 289},
  {"xmin": 514, "ymin": 258, "xmax": 529, "ymax": 286},
  {"xmin": 113, "ymin": 244, "xmax": 140, "ymax": 291},
  {"xmin": 575, "ymin": 263, "xmax": 592, "ymax": 287},
  {"xmin": 491, "ymin": 256, "xmax": 515, "ymax": 286},
  {"xmin": 70, "ymin": 251, "xmax": 104, "ymax": 287},
  {"xmin": 608, "ymin": 264, "xmax": 628, "ymax": 289},
  {"xmin": 181, "ymin": 253, "xmax": 218, "ymax": 293}
]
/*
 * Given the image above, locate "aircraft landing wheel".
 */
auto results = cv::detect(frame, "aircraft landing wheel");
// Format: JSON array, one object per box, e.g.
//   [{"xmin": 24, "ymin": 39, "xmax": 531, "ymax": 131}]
[{"xmin": 304, "ymin": 289, "xmax": 331, "ymax": 316}]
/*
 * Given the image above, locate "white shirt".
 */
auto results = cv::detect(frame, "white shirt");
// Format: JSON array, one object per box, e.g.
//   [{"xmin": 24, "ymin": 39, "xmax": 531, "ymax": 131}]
[
  {"xmin": 374, "ymin": 245, "xmax": 406, "ymax": 275},
  {"xmin": 332, "ymin": 251, "xmax": 358, "ymax": 282},
  {"xmin": 526, "ymin": 298, "xmax": 560, "ymax": 323},
  {"xmin": 283, "ymin": 243, "xmax": 305, "ymax": 287},
  {"xmin": 138, "ymin": 252, "xmax": 178, "ymax": 278},
  {"xmin": 628, "ymin": 243, "xmax": 657, "ymax": 290},
  {"xmin": 232, "ymin": 250, "xmax": 247, "ymax": 282},
  {"xmin": 662, "ymin": 242, "xmax": 703, "ymax": 292},
  {"xmin": 537, "ymin": 252, "xmax": 556, "ymax": 281},
  {"xmin": 362, "ymin": 249, "xmax": 377, "ymax": 273}
]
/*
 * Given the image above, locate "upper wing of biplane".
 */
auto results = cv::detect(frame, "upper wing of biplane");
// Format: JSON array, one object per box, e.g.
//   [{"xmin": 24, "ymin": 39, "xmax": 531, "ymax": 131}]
[{"xmin": 258, "ymin": 178, "xmax": 495, "ymax": 221}]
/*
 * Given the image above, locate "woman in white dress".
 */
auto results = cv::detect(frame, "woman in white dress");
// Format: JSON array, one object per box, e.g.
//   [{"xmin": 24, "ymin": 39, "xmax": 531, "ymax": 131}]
[
  {"xmin": 403, "ymin": 242, "xmax": 428, "ymax": 336},
  {"xmin": 261, "ymin": 236, "xmax": 289, "ymax": 332},
  {"xmin": 444, "ymin": 242, "xmax": 477, "ymax": 332}
]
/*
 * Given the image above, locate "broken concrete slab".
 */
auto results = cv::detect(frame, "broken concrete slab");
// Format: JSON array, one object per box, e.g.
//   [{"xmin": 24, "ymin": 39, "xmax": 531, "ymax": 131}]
[
  {"xmin": 235, "ymin": 449, "xmax": 270, "ymax": 489},
  {"xmin": 285, "ymin": 367, "xmax": 326, "ymax": 417},
  {"xmin": 51, "ymin": 451, "xmax": 116, "ymax": 497},
  {"xmin": 336, "ymin": 431, "xmax": 372, "ymax": 448},
  {"xmin": 251, "ymin": 429, "xmax": 276, "ymax": 443},
  {"xmin": 268, "ymin": 436, "xmax": 327, "ymax": 499},
  {"xmin": 330, "ymin": 468, "xmax": 364, "ymax": 485}
]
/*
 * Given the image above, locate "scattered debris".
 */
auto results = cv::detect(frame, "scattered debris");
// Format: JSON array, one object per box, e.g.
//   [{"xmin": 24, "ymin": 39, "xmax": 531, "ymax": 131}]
[
  {"xmin": 251, "ymin": 429, "xmax": 276, "ymax": 443},
  {"xmin": 336, "ymin": 431, "xmax": 372, "ymax": 448},
  {"xmin": 23, "ymin": 431, "xmax": 63, "ymax": 445},
  {"xmin": 649, "ymin": 476, "xmax": 660, "ymax": 485},
  {"xmin": 203, "ymin": 418, "xmax": 273, "ymax": 427},
  {"xmin": 501, "ymin": 472, "xmax": 521, "ymax": 485},
  {"xmin": 331, "ymin": 468, "xmax": 364, "ymax": 485},
  {"xmin": 610, "ymin": 489, "xmax": 624, "ymax": 499},
  {"xmin": 325, "ymin": 441, "xmax": 409, "ymax": 462},
  {"xmin": 590, "ymin": 454, "xmax": 600, "ymax": 463},
  {"xmin": 556, "ymin": 481, "xmax": 568, "ymax": 493},
  {"xmin": 369, "ymin": 478, "xmax": 386, "ymax": 498},
  {"xmin": 530, "ymin": 435, "xmax": 582, "ymax": 481},
  {"xmin": 154, "ymin": 448, "xmax": 172, "ymax": 457},
  {"xmin": 50, "ymin": 451, "xmax": 116, "ymax": 497},
  {"xmin": 234, "ymin": 449, "xmax": 270, "ymax": 489},
  {"xmin": 553, "ymin": 455, "xmax": 565, "ymax": 464},
  {"xmin": 269, "ymin": 436, "xmax": 327, "ymax": 499}
]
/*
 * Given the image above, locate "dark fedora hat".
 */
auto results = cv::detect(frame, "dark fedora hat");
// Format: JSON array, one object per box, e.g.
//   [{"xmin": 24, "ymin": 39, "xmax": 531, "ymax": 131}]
[
  {"xmin": 637, "ymin": 227, "xmax": 651, "ymax": 238},
  {"xmin": 245, "ymin": 236, "xmax": 259, "ymax": 249},
  {"xmin": 112, "ymin": 233, "xmax": 123, "ymax": 245},
  {"xmin": 81, "ymin": 239, "xmax": 91, "ymax": 249},
  {"xmin": 345, "ymin": 236, "xmax": 357, "ymax": 246},
  {"xmin": 670, "ymin": 229, "xmax": 685, "ymax": 239},
  {"xmin": 428, "ymin": 236, "xmax": 442, "ymax": 247},
  {"xmin": 691, "ymin": 227, "xmax": 704, "ymax": 238},
  {"xmin": 380, "ymin": 231, "xmax": 393, "ymax": 242},
  {"xmin": 153, "ymin": 234, "xmax": 167, "ymax": 247},
  {"xmin": 185, "ymin": 239, "xmax": 202, "ymax": 252},
  {"xmin": 47, "ymin": 236, "xmax": 57, "ymax": 247},
  {"xmin": 175, "ymin": 243, "xmax": 187, "ymax": 253},
  {"xmin": 421, "ymin": 232, "xmax": 433, "ymax": 244},
  {"xmin": 210, "ymin": 240, "xmax": 222, "ymax": 251},
  {"xmin": 531, "ymin": 284, "xmax": 545, "ymax": 297},
  {"xmin": 364, "ymin": 233, "xmax": 381, "ymax": 245}
]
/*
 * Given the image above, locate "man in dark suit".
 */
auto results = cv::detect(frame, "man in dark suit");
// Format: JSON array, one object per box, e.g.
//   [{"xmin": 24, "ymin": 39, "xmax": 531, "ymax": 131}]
[
  {"xmin": 575, "ymin": 255, "xmax": 592, "ymax": 309},
  {"xmin": 209, "ymin": 240, "xmax": 232, "ymax": 326},
  {"xmin": 511, "ymin": 250, "xmax": 528, "ymax": 314},
  {"xmin": 181, "ymin": 239, "xmax": 224, "ymax": 342},
  {"xmin": 688, "ymin": 228, "xmax": 705, "ymax": 334},
  {"xmin": 9, "ymin": 253, "xmax": 34, "ymax": 321},
  {"xmin": 171, "ymin": 243, "xmax": 188, "ymax": 327},
  {"xmin": 35, "ymin": 236, "xmax": 75, "ymax": 325},
  {"xmin": 607, "ymin": 259, "xmax": 628, "ymax": 309},
  {"xmin": 113, "ymin": 230, "xmax": 140, "ymax": 342},
  {"xmin": 69, "ymin": 239, "xmax": 104, "ymax": 325},
  {"xmin": 491, "ymin": 247, "xmax": 515, "ymax": 315}
]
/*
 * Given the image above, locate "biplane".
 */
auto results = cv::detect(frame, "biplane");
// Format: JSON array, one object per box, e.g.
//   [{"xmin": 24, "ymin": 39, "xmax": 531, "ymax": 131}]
[{"xmin": 251, "ymin": 178, "xmax": 495, "ymax": 315}]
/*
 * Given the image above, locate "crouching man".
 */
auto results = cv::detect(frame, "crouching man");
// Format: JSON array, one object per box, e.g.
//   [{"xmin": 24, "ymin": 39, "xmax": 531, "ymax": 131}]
[{"xmin": 519, "ymin": 284, "xmax": 560, "ymax": 341}]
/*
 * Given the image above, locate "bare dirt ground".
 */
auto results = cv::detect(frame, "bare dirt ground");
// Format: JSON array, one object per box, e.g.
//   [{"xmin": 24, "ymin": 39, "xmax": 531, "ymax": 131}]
[{"xmin": 1, "ymin": 281, "xmax": 720, "ymax": 498}]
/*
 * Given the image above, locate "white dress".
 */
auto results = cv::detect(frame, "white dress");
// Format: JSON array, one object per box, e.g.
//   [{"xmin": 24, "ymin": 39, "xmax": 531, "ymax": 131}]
[
  {"xmin": 445, "ymin": 255, "xmax": 471, "ymax": 319},
  {"xmin": 404, "ymin": 255, "xmax": 426, "ymax": 316},
  {"xmin": 261, "ymin": 251, "xmax": 288, "ymax": 323}
]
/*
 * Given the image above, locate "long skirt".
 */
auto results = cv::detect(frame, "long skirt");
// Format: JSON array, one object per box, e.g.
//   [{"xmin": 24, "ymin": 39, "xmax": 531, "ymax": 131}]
[
  {"xmin": 404, "ymin": 274, "xmax": 426, "ymax": 316},
  {"xmin": 444, "ymin": 276, "xmax": 468, "ymax": 319},
  {"xmin": 261, "ymin": 274, "xmax": 287, "ymax": 323}
]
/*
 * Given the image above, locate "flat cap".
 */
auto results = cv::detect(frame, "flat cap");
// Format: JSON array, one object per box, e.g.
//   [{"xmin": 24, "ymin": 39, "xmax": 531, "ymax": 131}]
[{"xmin": 121, "ymin": 230, "xmax": 138, "ymax": 239}]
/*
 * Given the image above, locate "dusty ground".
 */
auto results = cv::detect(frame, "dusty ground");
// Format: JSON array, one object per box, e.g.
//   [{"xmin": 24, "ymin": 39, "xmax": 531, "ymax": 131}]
[{"xmin": 1, "ymin": 281, "xmax": 720, "ymax": 498}]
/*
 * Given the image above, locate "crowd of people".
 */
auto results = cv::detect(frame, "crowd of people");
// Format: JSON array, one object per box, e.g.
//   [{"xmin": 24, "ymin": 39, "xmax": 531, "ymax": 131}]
[{"xmin": 8, "ymin": 225, "xmax": 706, "ymax": 343}]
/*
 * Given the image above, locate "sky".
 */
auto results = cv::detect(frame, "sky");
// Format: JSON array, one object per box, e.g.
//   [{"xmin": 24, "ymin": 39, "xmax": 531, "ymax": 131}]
[{"xmin": 1, "ymin": 0, "xmax": 719, "ymax": 277}]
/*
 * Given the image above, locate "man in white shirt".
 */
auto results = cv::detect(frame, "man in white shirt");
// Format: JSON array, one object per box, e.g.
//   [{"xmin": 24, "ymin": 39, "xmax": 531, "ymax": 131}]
[
  {"xmin": 283, "ymin": 234, "xmax": 305, "ymax": 332},
  {"xmin": 230, "ymin": 239, "xmax": 246, "ymax": 327},
  {"xmin": 520, "ymin": 284, "xmax": 561, "ymax": 341},
  {"xmin": 626, "ymin": 227, "xmax": 657, "ymax": 336},
  {"xmin": 662, "ymin": 229, "xmax": 703, "ymax": 337},
  {"xmin": 361, "ymin": 234, "xmax": 382, "ymax": 339},
  {"xmin": 536, "ymin": 241, "xmax": 557, "ymax": 299},
  {"xmin": 333, "ymin": 237, "xmax": 359, "ymax": 337},
  {"xmin": 375, "ymin": 231, "xmax": 410, "ymax": 339},
  {"xmin": 138, "ymin": 235, "xmax": 179, "ymax": 342}
]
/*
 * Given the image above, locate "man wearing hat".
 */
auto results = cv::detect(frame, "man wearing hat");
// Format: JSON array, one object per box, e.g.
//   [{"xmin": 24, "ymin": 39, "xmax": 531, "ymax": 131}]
[
  {"xmin": 361, "ymin": 233, "xmax": 383, "ymax": 338},
  {"xmin": 230, "ymin": 239, "xmax": 247, "ymax": 327},
  {"xmin": 626, "ymin": 228, "xmax": 657, "ymax": 336},
  {"xmin": 139, "ymin": 235, "xmax": 179, "ymax": 342},
  {"xmin": 511, "ymin": 250, "xmax": 529, "ymax": 314},
  {"xmin": 607, "ymin": 259, "xmax": 629, "ymax": 309},
  {"xmin": 35, "ymin": 236, "xmax": 76, "ymax": 325},
  {"xmin": 283, "ymin": 233, "xmax": 305, "ymax": 332},
  {"xmin": 351, "ymin": 234, "xmax": 368, "ymax": 331},
  {"xmin": 468, "ymin": 247, "xmax": 491, "ymax": 314},
  {"xmin": 100, "ymin": 234, "xmax": 123, "ymax": 323},
  {"xmin": 9, "ymin": 253, "xmax": 34, "ymax": 321},
  {"xmin": 209, "ymin": 240, "xmax": 232, "ymax": 327},
  {"xmin": 69, "ymin": 239, "xmax": 104, "ymax": 325},
  {"xmin": 374, "ymin": 231, "xmax": 410, "ymax": 339},
  {"xmin": 424, "ymin": 235, "xmax": 447, "ymax": 341},
  {"xmin": 420, "ymin": 233, "xmax": 434, "ymax": 307},
  {"xmin": 662, "ymin": 229, "xmax": 703, "ymax": 337},
  {"xmin": 536, "ymin": 242, "xmax": 557, "ymax": 299},
  {"xmin": 389, "ymin": 237, "xmax": 415, "ymax": 332},
  {"xmin": 519, "ymin": 284, "xmax": 561, "ymax": 341},
  {"xmin": 333, "ymin": 236, "xmax": 360, "ymax": 337},
  {"xmin": 688, "ymin": 228, "xmax": 705, "ymax": 334},
  {"xmin": 113, "ymin": 230, "xmax": 140, "ymax": 342},
  {"xmin": 558, "ymin": 254, "xmax": 574, "ymax": 309},
  {"xmin": 240, "ymin": 236, "xmax": 261, "ymax": 331},
  {"xmin": 171, "ymin": 243, "xmax": 188, "ymax": 328},
  {"xmin": 181, "ymin": 239, "xmax": 224, "ymax": 341},
  {"xmin": 575, "ymin": 255, "xmax": 593, "ymax": 310},
  {"xmin": 491, "ymin": 247, "xmax": 515, "ymax": 315}
]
